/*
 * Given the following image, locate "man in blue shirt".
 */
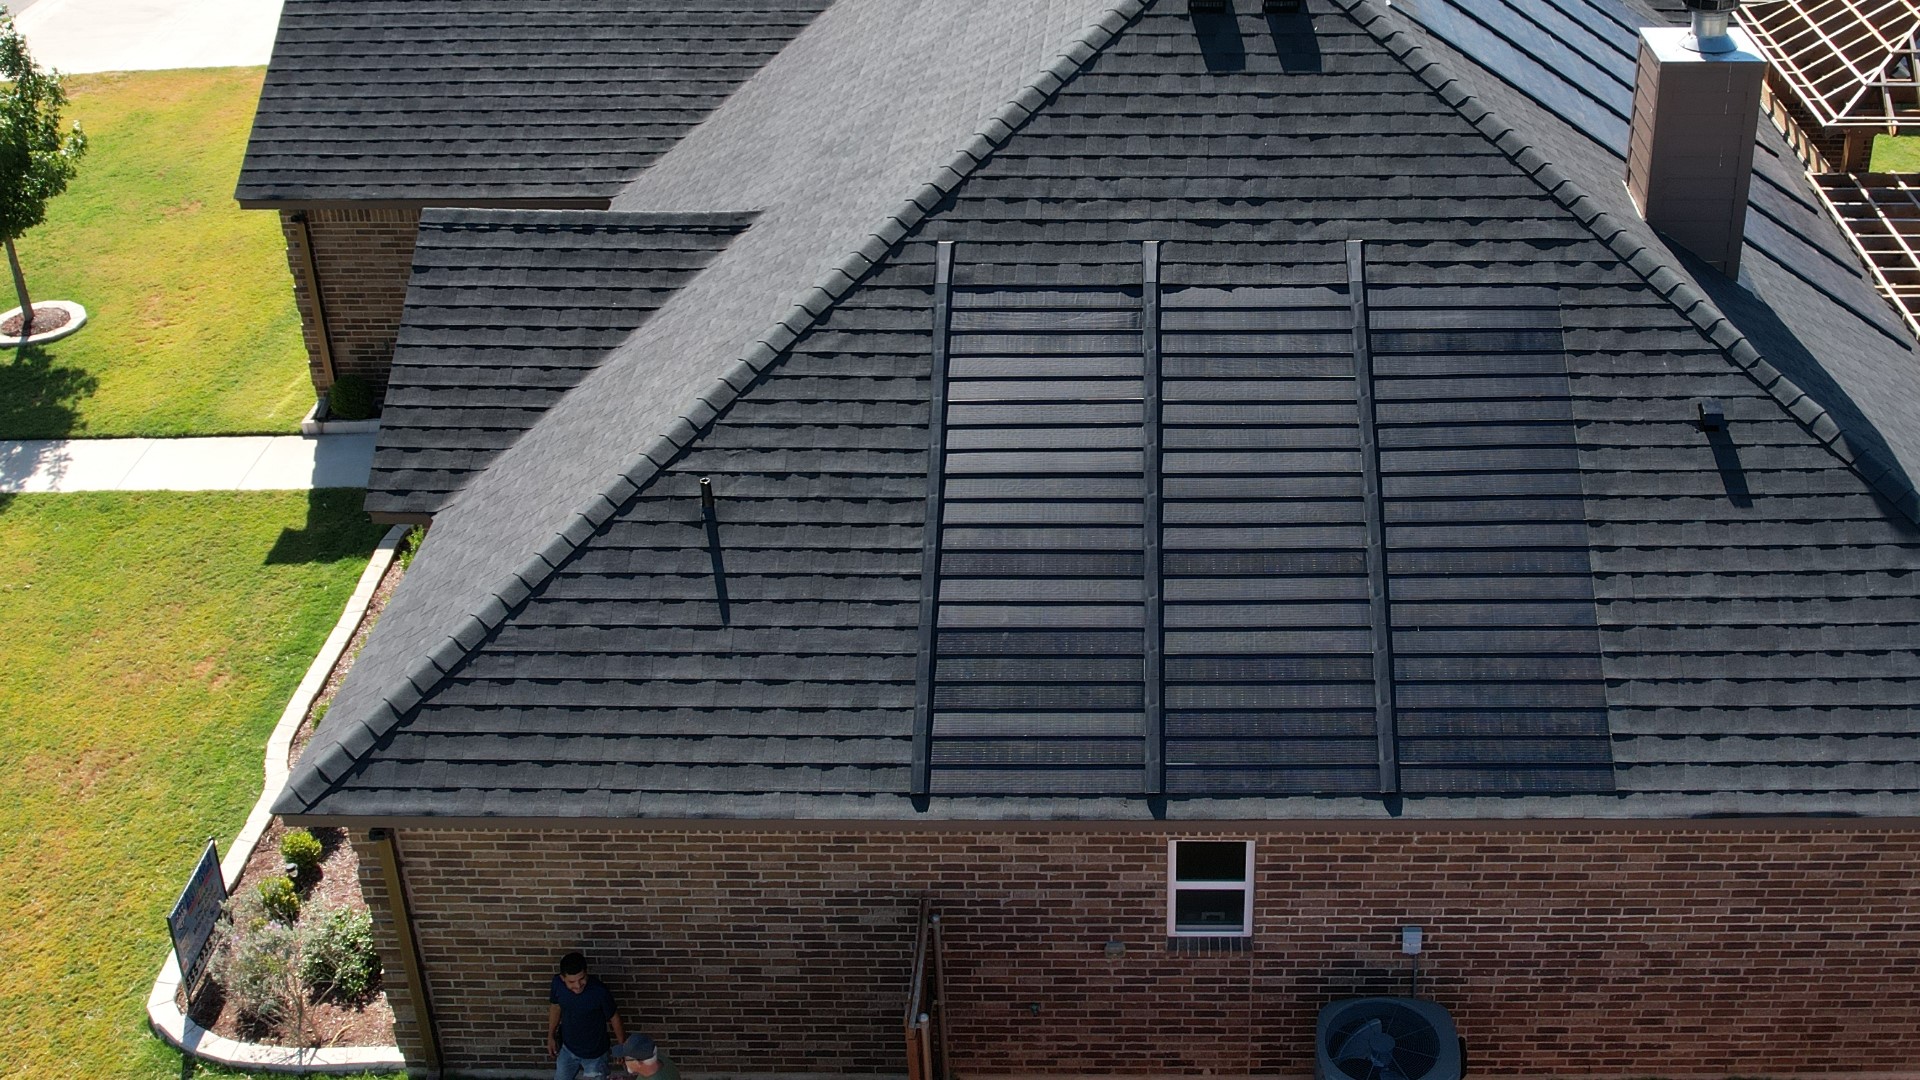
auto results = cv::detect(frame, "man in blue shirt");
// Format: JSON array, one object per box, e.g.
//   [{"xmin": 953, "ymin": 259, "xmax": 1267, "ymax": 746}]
[{"xmin": 548, "ymin": 951, "xmax": 626, "ymax": 1080}]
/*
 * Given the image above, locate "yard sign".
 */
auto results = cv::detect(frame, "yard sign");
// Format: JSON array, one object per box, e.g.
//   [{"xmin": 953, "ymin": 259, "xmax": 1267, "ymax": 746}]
[{"xmin": 167, "ymin": 839, "xmax": 226, "ymax": 988}]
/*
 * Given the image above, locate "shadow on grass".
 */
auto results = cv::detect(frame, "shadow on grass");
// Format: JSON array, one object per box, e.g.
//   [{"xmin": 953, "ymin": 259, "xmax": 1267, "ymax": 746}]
[
  {"xmin": 265, "ymin": 489, "xmax": 381, "ymax": 565},
  {"xmin": 0, "ymin": 344, "xmax": 96, "ymax": 514},
  {"xmin": 0, "ymin": 342, "xmax": 97, "ymax": 438}
]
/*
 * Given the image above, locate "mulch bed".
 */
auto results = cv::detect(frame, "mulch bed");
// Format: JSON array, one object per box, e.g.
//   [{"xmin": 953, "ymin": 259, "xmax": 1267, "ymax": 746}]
[
  {"xmin": 183, "ymin": 823, "xmax": 397, "ymax": 1046},
  {"xmin": 178, "ymin": 548, "xmax": 411, "ymax": 1048},
  {"xmin": 2, "ymin": 304, "xmax": 71, "ymax": 337}
]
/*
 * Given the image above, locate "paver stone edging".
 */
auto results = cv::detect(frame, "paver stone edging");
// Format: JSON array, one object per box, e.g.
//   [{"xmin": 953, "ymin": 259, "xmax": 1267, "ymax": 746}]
[{"xmin": 147, "ymin": 523, "xmax": 410, "ymax": 1074}]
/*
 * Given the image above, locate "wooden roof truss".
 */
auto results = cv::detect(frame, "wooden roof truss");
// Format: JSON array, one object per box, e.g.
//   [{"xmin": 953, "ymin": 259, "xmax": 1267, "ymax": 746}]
[
  {"xmin": 1742, "ymin": 0, "xmax": 1920, "ymax": 127},
  {"xmin": 1813, "ymin": 171, "xmax": 1920, "ymax": 335}
]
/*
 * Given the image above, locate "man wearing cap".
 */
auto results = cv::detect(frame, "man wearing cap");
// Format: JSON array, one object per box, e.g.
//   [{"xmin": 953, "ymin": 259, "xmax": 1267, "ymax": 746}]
[
  {"xmin": 548, "ymin": 951, "xmax": 626, "ymax": 1080},
  {"xmin": 611, "ymin": 1034, "xmax": 681, "ymax": 1080}
]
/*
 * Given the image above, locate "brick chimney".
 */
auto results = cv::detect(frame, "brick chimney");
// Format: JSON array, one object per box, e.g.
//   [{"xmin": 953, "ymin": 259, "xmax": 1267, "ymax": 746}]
[{"xmin": 1625, "ymin": 0, "xmax": 1766, "ymax": 277}]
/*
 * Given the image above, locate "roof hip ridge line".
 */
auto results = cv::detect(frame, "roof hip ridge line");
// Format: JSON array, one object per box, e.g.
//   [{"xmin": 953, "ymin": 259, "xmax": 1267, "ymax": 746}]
[
  {"xmin": 1333, "ymin": 0, "xmax": 1920, "ymax": 529},
  {"xmin": 275, "ymin": 0, "xmax": 1153, "ymax": 815}
]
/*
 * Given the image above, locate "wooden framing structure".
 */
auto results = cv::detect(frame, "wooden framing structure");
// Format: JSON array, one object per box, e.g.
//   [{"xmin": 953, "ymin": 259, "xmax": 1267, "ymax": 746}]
[{"xmin": 1813, "ymin": 171, "xmax": 1920, "ymax": 334}]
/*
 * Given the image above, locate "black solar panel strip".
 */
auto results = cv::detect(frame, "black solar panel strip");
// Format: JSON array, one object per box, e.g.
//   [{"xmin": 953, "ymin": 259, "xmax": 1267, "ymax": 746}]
[
  {"xmin": 928, "ymin": 265, "xmax": 1147, "ymax": 797},
  {"xmin": 1348, "ymin": 240, "xmax": 1399, "ymax": 796},
  {"xmin": 1143, "ymin": 241, "xmax": 1166, "ymax": 798},
  {"xmin": 910, "ymin": 241, "xmax": 954, "ymax": 800},
  {"xmin": 1371, "ymin": 272, "xmax": 1615, "ymax": 796}
]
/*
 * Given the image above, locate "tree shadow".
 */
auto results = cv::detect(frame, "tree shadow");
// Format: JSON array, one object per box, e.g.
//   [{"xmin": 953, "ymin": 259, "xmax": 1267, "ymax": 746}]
[
  {"xmin": 0, "ymin": 342, "xmax": 96, "ymax": 438},
  {"xmin": 265, "ymin": 488, "xmax": 379, "ymax": 565}
]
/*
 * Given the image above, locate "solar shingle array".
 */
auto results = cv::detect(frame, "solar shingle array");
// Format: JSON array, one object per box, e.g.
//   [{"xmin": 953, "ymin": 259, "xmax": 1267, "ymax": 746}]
[
  {"xmin": 367, "ymin": 210, "xmax": 754, "ymax": 521},
  {"xmin": 290, "ymin": 0, "xmax": 1920, "ymax": 820},
  {"xmin": 236, "ymin": 0, "xmax": 831, "ymax": 204}
]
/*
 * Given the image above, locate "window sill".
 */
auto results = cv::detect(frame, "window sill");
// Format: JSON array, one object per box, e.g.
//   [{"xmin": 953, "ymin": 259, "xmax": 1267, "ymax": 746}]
[{"xmin": 1165, "ymin": 936, "xmax": 1250, "ymax": 954}]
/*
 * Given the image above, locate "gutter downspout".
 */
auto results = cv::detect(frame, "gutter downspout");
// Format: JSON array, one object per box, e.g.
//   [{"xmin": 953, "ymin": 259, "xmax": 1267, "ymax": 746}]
[
  {"xmin": 288, "ymin": 211, "xmax": 338, "ymax": 389},
  {"xmin": 367, "ymin": 828, "xmax": 443, "ymax": 1078}
]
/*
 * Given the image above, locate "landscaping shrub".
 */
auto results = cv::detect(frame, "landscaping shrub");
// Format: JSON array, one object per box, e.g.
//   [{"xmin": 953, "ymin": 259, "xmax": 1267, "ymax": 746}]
[
  {"xmin": 214, "ymin": 897, "xmax": 299, "ymax": 1029},
  {"xmin": 325, "ymin": 374, "xmax": 374, "ymax": 420},
  {"xmin": 397, "ymin": 523, "xmax": 426, "ymax": 569},
  {"xmin": 300, "ymin": 904, "xmax": 381, "ymax": 1001},
  {"xmin": 280, "ymin": 828, "xmax": 323, "ymax": 875},
  {"xmin": 257, "ymin": 874, "xmax": 300, "ymax": 923}
]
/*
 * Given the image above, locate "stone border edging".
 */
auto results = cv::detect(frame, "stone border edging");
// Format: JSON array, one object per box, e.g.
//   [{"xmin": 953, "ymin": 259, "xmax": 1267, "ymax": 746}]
[
  {"xmin": 0, "ymin": 300, "xmax": 88, "ymax": 346},
  {"xmin": 147, "ymin": 523, "xmax": 411, "ymax": 1074}
]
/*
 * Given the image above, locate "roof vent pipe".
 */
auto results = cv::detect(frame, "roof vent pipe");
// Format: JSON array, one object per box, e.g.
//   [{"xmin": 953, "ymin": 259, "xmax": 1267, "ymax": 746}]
[
  {"xmin": 1685, "ymin": 0, "xmax": 1740, "ymax": 54},
  {"xmin": 1625, "ymin": 0, "xmax": 1765, "ymax": 277}
]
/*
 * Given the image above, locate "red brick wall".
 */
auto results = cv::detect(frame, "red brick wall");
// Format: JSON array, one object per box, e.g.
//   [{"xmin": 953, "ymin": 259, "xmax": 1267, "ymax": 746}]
[
  {"xmin": 278, "ymin": 207, "xmax": 421, "ymax": 407},
  {"xmin": 368, "ymin": 825, "xmax": 1920, "ymax": 1078}
]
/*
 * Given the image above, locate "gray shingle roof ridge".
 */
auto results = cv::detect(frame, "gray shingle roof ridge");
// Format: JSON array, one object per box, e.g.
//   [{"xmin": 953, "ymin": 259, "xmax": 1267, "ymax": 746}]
[
  {"xmin": 1335, "ymin": 0, "xmax": 1920, "ymax": 526},
  {"xmin": 271, "ymin": 0, "xmax": 1151, "ymax": 819},
  {"xmin": 418, "ymin": 207, "xmax": 760, "ymax": 231}
]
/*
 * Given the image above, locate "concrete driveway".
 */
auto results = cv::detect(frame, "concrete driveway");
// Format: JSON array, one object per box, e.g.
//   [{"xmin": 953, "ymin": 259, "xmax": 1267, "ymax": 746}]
[{"xmin": 14, "ymin": 0, "xmax": 282, "ymax": 73}]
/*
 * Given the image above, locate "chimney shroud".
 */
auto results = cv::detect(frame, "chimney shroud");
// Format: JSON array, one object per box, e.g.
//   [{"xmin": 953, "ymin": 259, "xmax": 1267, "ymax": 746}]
[{"xmin": 1625, "ymin": 23, "xmax": 1766, "ymax": 277}]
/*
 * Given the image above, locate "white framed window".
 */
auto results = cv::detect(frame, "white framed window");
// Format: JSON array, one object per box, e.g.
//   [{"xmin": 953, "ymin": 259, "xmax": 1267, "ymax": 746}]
[{"xmin": 1166, "ymin": 839, "xmax": 1254, "ymax": 938}]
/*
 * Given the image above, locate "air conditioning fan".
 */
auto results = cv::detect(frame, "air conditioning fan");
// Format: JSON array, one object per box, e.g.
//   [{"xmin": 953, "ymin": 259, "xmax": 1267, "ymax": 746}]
[{"xmin": 1315, "ymin": 997, "xmax": 1464, "ymax": 1080}]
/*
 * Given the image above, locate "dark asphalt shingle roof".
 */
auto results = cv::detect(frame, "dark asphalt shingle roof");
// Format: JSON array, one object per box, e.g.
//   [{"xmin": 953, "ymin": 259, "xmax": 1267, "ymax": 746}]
[
  {"xmin": 235, "ymin": 0, "xmax": 830, "ymax": 205},
  {"xmin": 366, "ymin": 209, "xmax": 753, "ymax": 520},
  {"xmin": 279, "ymin": 0, "xmax": 1920, "ymax": 823}
]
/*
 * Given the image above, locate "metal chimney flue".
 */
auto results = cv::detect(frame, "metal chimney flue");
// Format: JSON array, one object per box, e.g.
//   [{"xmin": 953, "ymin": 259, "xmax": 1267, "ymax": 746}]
[
  {"xmin": 1685, "ymin": 0, "xmax": 1740, "ymax": 53},
  {"xmin": 1625, "ymin": 0, "xmax": 1765, "ymax": 277}
]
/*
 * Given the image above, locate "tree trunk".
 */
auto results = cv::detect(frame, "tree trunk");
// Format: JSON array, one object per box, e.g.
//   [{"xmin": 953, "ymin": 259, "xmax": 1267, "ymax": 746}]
[{"xmin": 5, "ymin": 238, "xmax": 31, "ymax": 338}]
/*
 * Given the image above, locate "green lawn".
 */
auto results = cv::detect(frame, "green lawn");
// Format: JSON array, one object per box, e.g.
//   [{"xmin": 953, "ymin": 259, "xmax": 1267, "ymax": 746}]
[
  {"xmin": 0, "ymin": 491, "xmax": 390, "ymax": 1079},
  {"xmin": 0, "ymin": 68, "xmax": 310, "ymax": 440},
  {"xmin": 1871, "ymin": 134, "xmax": 1920, "ymax": 173}
]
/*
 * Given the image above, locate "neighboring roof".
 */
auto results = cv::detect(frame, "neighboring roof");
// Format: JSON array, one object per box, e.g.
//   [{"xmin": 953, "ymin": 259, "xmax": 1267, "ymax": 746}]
[
  {"xmin": 366, "ymin": 209, "xmax": 754, "ymax": 521},
  {"xmin": 234, "ymin": 0, "xmax": 830, "ymax": 206},
  {"xmin": 1739, "ymin": 0, "xmax": 1920, "ymax": 129},
  {"xmin": 279, "ymin": 0, "xmax": 1920, "ymax": 824}
]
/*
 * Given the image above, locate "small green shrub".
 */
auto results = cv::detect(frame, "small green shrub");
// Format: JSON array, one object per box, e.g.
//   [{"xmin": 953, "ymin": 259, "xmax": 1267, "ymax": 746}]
[
  {"xmin": 311, "ymin": 699, "xmax": 329, "ymax": 728},
  {"xmin": 258, "ymin": 874, "xmax": 300, "ymax": 923},
  {"xmin": 397, "ymin": 524, "xmax": 426, "ymax": 570},
  {"xmin": 280, "ymin": 829, "xmax": 323, "ymax": 875},
  {"xmin": 300, "ymin": 905, "xmax": 381, "ymax": 1001},
  {"xmin": 326, "ymin": 374, "xmax": 375, "ymax": 421}
]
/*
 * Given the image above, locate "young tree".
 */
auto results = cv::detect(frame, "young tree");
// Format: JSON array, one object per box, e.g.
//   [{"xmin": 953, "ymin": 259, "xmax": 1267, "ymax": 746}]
[{"xmin": 0, "ymin": 15, "xmax": 84, "ymax": 337}]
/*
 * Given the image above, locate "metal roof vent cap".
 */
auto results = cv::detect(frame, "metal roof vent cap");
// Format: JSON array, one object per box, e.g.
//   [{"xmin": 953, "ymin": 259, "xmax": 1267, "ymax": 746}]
[{"xmin": 1684, "ymin": 0, "xmax": 1742, "ymax": 54}]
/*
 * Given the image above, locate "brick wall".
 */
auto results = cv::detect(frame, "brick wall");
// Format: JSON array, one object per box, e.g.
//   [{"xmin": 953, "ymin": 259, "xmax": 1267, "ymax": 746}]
[
  {"xmin": 367, "ymin": 824, "xmax": 1920, "ymax": 1078},
  {"xmin": 278, "ymin": 207, "xmax": 422, "ymax": 407}
]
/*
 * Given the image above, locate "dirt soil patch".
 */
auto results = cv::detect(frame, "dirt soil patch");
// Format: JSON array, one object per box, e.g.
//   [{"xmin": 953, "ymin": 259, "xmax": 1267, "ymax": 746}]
[
  {"xmin": 3, "ymin": 304, "xmax": 73, "ymax": 336},
  {"xmin": 290, "ymin": 552, "xmax": 404, "ymax": 768}
]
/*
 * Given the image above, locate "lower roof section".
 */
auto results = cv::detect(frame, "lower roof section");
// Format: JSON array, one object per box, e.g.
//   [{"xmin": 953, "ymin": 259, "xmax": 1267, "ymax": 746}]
[{"xmin": 366, "ymin": 209, "xmax": 754, "ymax": 520}]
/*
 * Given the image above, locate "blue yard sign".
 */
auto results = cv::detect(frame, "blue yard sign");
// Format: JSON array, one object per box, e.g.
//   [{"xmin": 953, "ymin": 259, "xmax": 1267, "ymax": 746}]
[{"xmin": 167, "ymin": 840, "xmax": 226, "ymax": 988}]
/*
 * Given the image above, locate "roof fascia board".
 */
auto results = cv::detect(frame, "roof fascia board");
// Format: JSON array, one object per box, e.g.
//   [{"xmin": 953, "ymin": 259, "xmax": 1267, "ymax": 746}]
[
  {"xmin": 283, "ymin": 813, "xmax": 1917, "ymax": 835},
  {"xmin": 1336, "ymin": 0, "xmax": 1920, "ymax": 527},
  {"xmin": 272, "ymin": 0, "xmax": 1153, "ymax": 820},
  {"xmin": 236, "ymin": 197, "xmax": 613, "ymax": 212}
]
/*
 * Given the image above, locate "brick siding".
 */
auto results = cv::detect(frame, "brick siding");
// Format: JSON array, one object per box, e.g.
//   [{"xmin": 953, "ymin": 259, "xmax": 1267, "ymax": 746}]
[
  {"xmin": 278, "ymin": 207, "xmax": 422, "ymax": 407},
  {"xmin": 362, "ymin": 824, "xmax": 1920, "ymax": 1078}
]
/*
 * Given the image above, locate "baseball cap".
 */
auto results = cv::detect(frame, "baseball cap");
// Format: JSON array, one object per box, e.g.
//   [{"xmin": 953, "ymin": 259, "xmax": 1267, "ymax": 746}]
[{"xmin": 612, "ymin": 1034, "xmax": 658, "ymax": 1063}]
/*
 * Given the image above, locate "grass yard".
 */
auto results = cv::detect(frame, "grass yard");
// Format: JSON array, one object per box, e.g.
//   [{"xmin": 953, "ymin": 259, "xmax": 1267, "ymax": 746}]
[
  {"xmin": 0, "ymin": 491, "xmax": 392, "ymax": 1079},
  {"xmin": 0, "ymin": 68, "xmax": 310, "ymax": 440},
  {"xmin": 1871, "ymin": 134, "xmax": 1920, "ymax": 173}
]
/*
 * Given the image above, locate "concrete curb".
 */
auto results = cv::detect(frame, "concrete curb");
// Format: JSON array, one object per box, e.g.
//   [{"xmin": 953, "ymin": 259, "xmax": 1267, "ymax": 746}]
[
  {"xmin": 0, "ymin": 300, "xmax": 88, "ymax": 346},
  {"xmin": 147, "ymin": 523, "xmax": 411, "ymax": 1074}
]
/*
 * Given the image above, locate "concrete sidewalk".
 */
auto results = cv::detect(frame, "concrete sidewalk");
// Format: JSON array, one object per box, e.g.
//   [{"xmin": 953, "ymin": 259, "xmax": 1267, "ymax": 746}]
[
  {"xmin": 0, "ymin": 433, "xmax": 374, "ymax": 493},
  {"xmin": 16, "ymin": 0, "xmax": 284, "ymax": 74}
]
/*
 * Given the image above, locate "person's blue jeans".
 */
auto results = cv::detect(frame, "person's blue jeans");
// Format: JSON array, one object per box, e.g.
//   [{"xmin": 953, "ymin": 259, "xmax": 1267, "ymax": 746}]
[{"xmin": 555, "ymin": 1044, "xmax": 610, "ymax": 1080}]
